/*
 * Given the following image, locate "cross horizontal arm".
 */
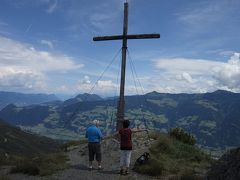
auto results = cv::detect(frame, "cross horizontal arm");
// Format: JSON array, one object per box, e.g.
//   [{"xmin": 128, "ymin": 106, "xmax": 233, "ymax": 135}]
[{"xmin": 93, "ymin": 33, "xmax": 160, "ymax": 41}]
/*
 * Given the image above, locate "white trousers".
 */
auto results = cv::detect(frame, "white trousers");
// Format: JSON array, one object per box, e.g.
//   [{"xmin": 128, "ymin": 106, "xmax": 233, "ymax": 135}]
[{"xmin": 120, "ymin": 150, "xmax": 132, "ymax": 168}]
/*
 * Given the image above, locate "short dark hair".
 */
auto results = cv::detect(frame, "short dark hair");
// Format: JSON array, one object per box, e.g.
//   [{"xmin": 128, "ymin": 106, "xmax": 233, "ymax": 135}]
[{"xmin": 122, "ymin": 120, "xmax": 130, "ymax": 128}]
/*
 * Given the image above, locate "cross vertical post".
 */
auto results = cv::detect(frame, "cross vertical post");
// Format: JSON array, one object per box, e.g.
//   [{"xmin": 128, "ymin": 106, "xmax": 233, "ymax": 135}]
[
  {"xmin": 117, "ymin": 2, "xmax": 128, "ymax": 131},
  {"xmin": 93, "ymin": 2, "xmax": 160, "ymax": 131}
]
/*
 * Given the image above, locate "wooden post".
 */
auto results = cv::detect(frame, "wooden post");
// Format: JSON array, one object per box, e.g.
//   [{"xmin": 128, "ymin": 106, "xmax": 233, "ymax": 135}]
[{"xmin": 116, "ymin": 2, "xmax": 128, "ymax": 131}]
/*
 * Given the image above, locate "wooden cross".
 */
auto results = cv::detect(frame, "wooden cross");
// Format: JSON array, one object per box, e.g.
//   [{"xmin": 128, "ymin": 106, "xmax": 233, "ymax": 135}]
[{"xmin": 93, "ymin": 1, "xmax": 160, "ymax": 131}]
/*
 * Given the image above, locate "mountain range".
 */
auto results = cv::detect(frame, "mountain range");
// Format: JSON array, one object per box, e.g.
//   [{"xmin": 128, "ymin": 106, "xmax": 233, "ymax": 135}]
[
  {"xmin": 0, "ymin": 90, "xmax": 239, "ymax": 149},
  {"xmin": 0, "ymin": 91, "xmax": 59, "ymax": 110}
]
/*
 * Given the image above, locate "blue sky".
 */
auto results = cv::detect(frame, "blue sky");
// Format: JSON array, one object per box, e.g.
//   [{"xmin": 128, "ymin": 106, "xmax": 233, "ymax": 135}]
[{"xmin": 0, "ymin": 0, "xmax": 240, "ymax": 97}]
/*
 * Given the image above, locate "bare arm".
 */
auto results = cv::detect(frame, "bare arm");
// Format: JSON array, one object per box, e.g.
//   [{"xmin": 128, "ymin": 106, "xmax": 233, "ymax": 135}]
[{"xmin": 131, "ymin": 128, "xmax": 148, "ymax": 133}]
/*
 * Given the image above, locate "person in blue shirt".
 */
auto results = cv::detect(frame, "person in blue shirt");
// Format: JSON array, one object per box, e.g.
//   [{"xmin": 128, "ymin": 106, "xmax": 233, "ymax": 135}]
[{"xmin": 85, "ymin": 119, "xmax": 103, "ymax": 170}]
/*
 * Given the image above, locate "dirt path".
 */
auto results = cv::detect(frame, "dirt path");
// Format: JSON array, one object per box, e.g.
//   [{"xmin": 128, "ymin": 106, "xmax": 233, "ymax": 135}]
[{"xmin": 1, "ymin": 138, "xmax": 158, "ymax": 180}]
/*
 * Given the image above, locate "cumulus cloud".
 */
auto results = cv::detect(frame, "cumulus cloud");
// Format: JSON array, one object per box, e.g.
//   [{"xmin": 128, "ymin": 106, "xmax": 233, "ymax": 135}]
[
  {"xmin": 76, "ymin": 76, "xmax": 117, "ymax": 95},
  {"xmin": 97, "ymin": 80, "xmax": 117, "ymax": 90},
  {"xmin": 152, "ymin": 53, "xmax": 240, "ymax": 93},
  {"xmin": 0, "ymin": 36, "xmax": 83, "ymax": 91},
  {"xmin": 213, "ymin": 53, "xmax": 240, "ymax": 90},
  {"xmin": 76, "ymin": 76, "xmax": 92, "ymax": 92},
  {"xmin": 0, "ymin": 67, "xmax": 45, "ymax": 90},
  {"xmin": 176, "ymin": 72, "xmax": 194, "ymax": 83}
]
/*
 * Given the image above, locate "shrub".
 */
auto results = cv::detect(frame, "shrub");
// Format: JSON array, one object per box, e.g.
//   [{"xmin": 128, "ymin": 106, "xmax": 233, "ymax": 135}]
[
  {"xmin": 151, "ymin": 134, "xmax": 174, "ymax": 154},
  {"xmin": 0, "ymin": 176, "xmax": 10, "ymax": 180},
  {"xmin": 134, "ymin": 131, "xmax": 211, "ymax": 178},
  {"xmin": 180, "ymin": 168, "xmax": 196, "ymax": 180},
  {"xmin": 134, "ymin": 157, "xmax": 164, "ymax": 176},
  {"xmin": 10, "ymin": 160, "xmax": 40, "ymax": 175},
  {"xmin": 169, "ymin": 128, "xmax": 196, "ymax": 146},
  {"xmin": 148, "ymin": 131, "xmax": 161, "ymax": 140},
  {"xmin": 10, "ymin": 153, "xmax": 68, "ymax": 176}
]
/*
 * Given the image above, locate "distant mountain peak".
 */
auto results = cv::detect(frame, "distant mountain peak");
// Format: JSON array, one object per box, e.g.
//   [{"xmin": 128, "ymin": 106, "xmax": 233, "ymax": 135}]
[
  {"xmin": 212, "ymin": 89, "xmax": 235, "ymax": 94},
  {"xmin": 75, "ymin": 93, "xmax": 102, "ymax": 101},
  {"xmin": 63, "ymin": 93, "xmax": 103, "ymax": 106},
  {"xmin": 145, "ymin": 91, "xmax": 160, "ymax": 96}
]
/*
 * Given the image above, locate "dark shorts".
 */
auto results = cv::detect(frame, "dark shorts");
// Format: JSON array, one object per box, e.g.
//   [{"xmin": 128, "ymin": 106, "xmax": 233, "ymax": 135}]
[{"xmin": 88, "ymin": 143, "xmax": 101, "ymax": 162}]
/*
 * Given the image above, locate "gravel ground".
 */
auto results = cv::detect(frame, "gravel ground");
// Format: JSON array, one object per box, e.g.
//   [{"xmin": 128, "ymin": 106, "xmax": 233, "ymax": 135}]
[{"xmin": 0, "ymin": 137, "xmax": 159, "ymax": 180}]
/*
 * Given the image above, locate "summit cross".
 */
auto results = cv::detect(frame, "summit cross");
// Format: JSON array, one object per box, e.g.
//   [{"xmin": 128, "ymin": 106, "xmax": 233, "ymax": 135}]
[{"xmin": 93, "ymin": 1, "xmax": 160, "ymax": 131}]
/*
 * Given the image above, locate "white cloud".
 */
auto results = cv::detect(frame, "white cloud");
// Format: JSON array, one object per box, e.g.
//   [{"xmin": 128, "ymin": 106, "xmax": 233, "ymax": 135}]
[
  {"xmin": 40, "ymin": 39, "xmax": 53, "ymax": 49},
  {"xmin": 219, "ymin": 51, "xmax": 235, "ymax": 57},
  {"xmin": 154, "ymin": 58, "xmax": 225, "ymax": 75},
  {"xmin": 176, "ymin": 72, "xmax": 194, "ymax": 83},
  {"xmin": 0, "ymin": 66, "xmax": 46, "ymax": 91},
  {"xmin": 83, "ymin": 75, "xmax": 91, "ymax": 84},
  {"xmin": 0, "ymin": 36, "xmax": 83, "ymax": 71},
  {"xmin": 0, "ymin": 36, "xmax": 83, "ymax": 91},
  {"xmin": 213, "ymin": 53, "xmax": 240, "ymax": 90},
  {"xmin": 76, "ymin": 76, "xmax": 92, "ymax": 92},
  {"xmin": 152, "ymin": 53, "xmax": 240, "ymax": 93},
  {"xmin": 76, "ymin": 76, "xmax": 118, "ymax": 96},
  {"xmin": 97, "ymin": 80, "xmax": 117, "ymax": 90}
]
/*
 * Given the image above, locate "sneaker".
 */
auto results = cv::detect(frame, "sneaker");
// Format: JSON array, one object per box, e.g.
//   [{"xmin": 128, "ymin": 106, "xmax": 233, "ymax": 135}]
[
  {"xmin": 98, "ymin": 165, "xmax": 103, "ymax": 170},
  {"xmin": 89, "ymin": 166, "xmax": 93, "ymax": 171}
]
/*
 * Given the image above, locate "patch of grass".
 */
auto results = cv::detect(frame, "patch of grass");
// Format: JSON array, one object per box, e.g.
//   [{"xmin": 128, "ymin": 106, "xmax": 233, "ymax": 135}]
[
  {"xmin": 0, "ymin": 176, "xmax": 10, "ymax": 180},
  {"xmin": 169, "ymin": 128, "xmax": 196, "ymax": 145},
  {"xmin": 134, "ymin": 132, "xmax": 212, "ymax": 177},
  {"xmin": 179, "ymin": 168, "xmax": 196, "ymax": 180},
  {"xmin": 0, "ymin": 153, "xmax": 25, "ymax": 166},
  {"xmin": 10, "ymin": 153, "xmax": 68, "ymax": 176},
  {"xmin": 147, "ymin": 131, "xmax": 163, "ymax": 140},
  {"xmin": 134, "ymin": 157, "xmax": 164, "ymax": 176},
  {"xmin": 177, "ymin": 116, "xmax": 198, "ymax": 126},
  {"xmin": 10, "ymin": 160, "xmax": 40, "ymax": 176}
]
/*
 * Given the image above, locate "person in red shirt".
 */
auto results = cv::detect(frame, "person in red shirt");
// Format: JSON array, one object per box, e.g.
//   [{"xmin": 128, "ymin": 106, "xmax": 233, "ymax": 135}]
[{"xmin": 118, "ymin": 119, "xmax": 147, "ymax": 175}]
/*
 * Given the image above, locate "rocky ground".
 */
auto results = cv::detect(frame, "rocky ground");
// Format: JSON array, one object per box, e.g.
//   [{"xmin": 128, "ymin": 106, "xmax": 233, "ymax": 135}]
[{"xmin": 1, "ymin": 134, "xmax": 161, "ymax": 180}]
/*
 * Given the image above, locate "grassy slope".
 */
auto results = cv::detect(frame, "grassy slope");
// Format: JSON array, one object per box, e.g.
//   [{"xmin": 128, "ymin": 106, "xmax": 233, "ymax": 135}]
[
  {"xmin": 0, "ymin": 119, "xmax": 60, "ymax": 157},
  {"xmin": 134, "ymin": 132, "xmax": 213, "ymax": 178},
  {"xmin": 0, "ymin": 119, "xmax": 68, "ymax": 176}
]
